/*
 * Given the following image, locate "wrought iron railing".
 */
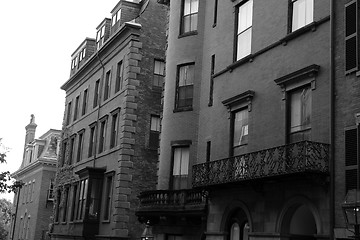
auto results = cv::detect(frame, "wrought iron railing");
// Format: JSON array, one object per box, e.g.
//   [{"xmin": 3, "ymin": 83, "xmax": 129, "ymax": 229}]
[
  {"xmin": 138, "ymin": 188, "xmax": 207, "ymax": 210},
  {"xmin": 192, "ymin": 141, "xmax": 329, "ymax": 187}
]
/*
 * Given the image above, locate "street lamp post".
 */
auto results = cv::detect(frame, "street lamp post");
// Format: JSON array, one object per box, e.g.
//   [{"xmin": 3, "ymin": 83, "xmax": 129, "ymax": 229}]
[{"xmin": 11, "ymin": 180, "xmax": 23, "ymax": 240}]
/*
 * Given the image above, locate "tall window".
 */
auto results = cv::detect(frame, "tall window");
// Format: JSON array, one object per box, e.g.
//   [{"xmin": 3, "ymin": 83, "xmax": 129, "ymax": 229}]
[
  {"xmin": 69, "ymin": 136, "xmax": 76, "ymax": 165},
  {"xmin": 110, "ymin": 111, "xmax": 119, "ymax": 148},
  {"xmin": 153, "ymin": 60, "xmax": 165, "ymax": 87},
  {"xmin": 62, "ymin": 187, "xmax": 69, "ymax": 222},
  {"xmin": 88, "ymin": 178, "xmax": 102, "ymax": 219},
  {"xmin": 96, "ymin": 25, "xmax": 106, "ymax": 50},
  {"xmin": 181, "ymin": 0, "xmax": 199, "ymax": 34},
  {"xmin": 149, "ymin": 115, "xmax": 161, "ymax": 149},
  {"xmin": 61, "ymin": 140, "xmax": 68, "ymax": 166},
  {"xmin": 77, "ymin": 179, "xmax": 88, "ymax": 220},
  {"xmin": 213, "ymin": 0, "xmax": 218, "ymax": 27},
  {"xmin": 209, "ymin": 54, "xmax": 215, "ymax": 106},
  {"xmin": 55, "ymin": 190, "xmax": 61, "ymax": 222},
  {"xmin": 176, "ymin": 63, "xmax": 194, "ymax": 109},
  {"xmin": 93, "ymin": 80, "xmax": 100, "ymax": 108},
  {"xmin": 98, "ymin": 118, "xmax": 107, "ymax": 153},
  {"xmin": 77, "ymin": 130, "xmax": 84, "ymax": 162},
  {"xmin": 104, "ymin": 70, "xmax": 111, "ymax": 101},
  {"xmin": 47, "ymin": 179, "xmax": 54, "ymax": 201},
  {"xmin": 236, "ymin": 0, "xmax": 253, "ymax": 61},
  {"xmin": 288, "ymin": 86, "xmax": 311, "ymax": 143},
  {"xmin": 88, "ymin": 124, "xmax": 96, "ymax": 157},
  {"xmin": 232, "ymin": 109, "xmax": 249, "ymax": 155},
  {"xmin": 345, "ymin": 128, "xmax": 358, "ymax": 192},
  {"xmin": 115, "ymin": 61, "xmax": 123, "ymax": 93},
  {"xmin": 103, "ymin": 174, "xmax": 113, "ymax": 221},
  {"xmin": 230, "ymin": 221, "xmax": 250, "ymax": 240},
  {"xmin": 27, "ymin": 181, "xmax": 31, "ymax": 203},
  {"xmin": 73, "ymin": 96, "xmax": 80, "ymax": 121},
  {"xmin": 66, "ymin": 101, "xmax": 72, "ymax": 125},
  {"xmin": 290, "ymin": 0, "xmax": 313, "ymax": 32},
  {"xmin": 70, "ymin": 184, "xmax": 78, "ymax": 221},
  {"xmin": 172, "ymin": 146, "xmax": 189, "ymax": 190},
  {"xmin": 30, "ymin": 180, "xmax": 35, "ymax": 202},
  {"xmin": 82, "ymin": 89, "xmax": 88, "ymax": 116},
  {"xmin": 345, "ymin": 0, "xmax": 358, "ymax": 74}
]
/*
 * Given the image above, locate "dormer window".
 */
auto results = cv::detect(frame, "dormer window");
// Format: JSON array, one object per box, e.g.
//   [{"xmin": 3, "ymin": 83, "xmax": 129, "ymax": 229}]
[
  {"xmin": 96, "ymin": 25, "xmax": 106, "ymax": 50},
  {"xmin": 79, "ymin": 48, "xmax": 86, "ymax": 62},
  {"xmin": 112, "ymin": 9, "xmax": 121, "ymax": 26}
]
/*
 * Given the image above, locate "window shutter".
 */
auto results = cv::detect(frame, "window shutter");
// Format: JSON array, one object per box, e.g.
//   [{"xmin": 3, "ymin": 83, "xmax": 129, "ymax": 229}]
[
  {"xmin": 345, "ymin": 128, "xmax": 358, "ymax": 191},
  {"xmin": 345, "ymin": 0, "xmax": 358, "ymax": 74}
]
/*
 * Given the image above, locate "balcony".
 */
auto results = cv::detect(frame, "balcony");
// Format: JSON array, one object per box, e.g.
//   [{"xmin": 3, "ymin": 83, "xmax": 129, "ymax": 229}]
[
  {"xmin": 136, "ymin": 188, "xmax": 207, "ymax": 220},
  {"xmin": 192, "ymin": 141, "xmax": 329, "ymax": 188}
]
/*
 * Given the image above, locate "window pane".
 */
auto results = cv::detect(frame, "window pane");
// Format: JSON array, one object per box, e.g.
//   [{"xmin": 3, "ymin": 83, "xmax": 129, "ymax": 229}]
[
  {"xmin": 151, "ymin": 116, "xmax": 160, "ymax": 131},
  {"xmin": 233, "ymin": 109, "xmax": 249, "ymax": 147},
  {"xmin": 117, "ymin": 9, "xmax": 121, "ymax": 22},
  {"xmin": 183, "ymin": 15, "xmax": 191, "ymax": 33},
  {"xmin": 237, "ymin": 28, "xmax": 252, "ymax": 60},
  {"xmin": 184, "ymin": 0, "xmax": 191, "ymax": 15},
  {"xmin": 292, "ymin": 0, "xmax": 313, "ymax": 31},
  {"xmin": 238, "ymin": 0, "xmax": 253, "ymax": 33},
  {"xmin": 180, "ymin": 148, "xmax": 189, "ymax": 175},
  {"xmin": 190, "ymin": 13, "xmax": 198, "ymax": 31},
  {"xmin": 290, "ymin": 87, "xmax": 311, "ymax": 133},
  {"xmin": 190, "ymin": 0, "xmax": 199, "ymax": 14},
  {"xmin": 173, "ymin": 148, "xmax": 182, "ymax": 175}
]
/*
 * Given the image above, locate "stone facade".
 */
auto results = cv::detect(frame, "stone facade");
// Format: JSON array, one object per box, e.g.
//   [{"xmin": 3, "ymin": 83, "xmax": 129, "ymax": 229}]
[{"xmin": 50, "ymin": 1, "xmax": 167, "ymax": 240}]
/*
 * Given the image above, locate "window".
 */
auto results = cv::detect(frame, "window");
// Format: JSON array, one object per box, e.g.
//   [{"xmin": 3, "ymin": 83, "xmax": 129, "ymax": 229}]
[
  {"xmin": 290, "ymin": 0, "xmax": 314, "ymax": 32},
  {"xmin": 55, "ymin": 190, "xmax": 61, "ymax": 222},
  {"xmin": 88, "ymin": 124, "xmax": 96, "ymax": 157},
  {"xmin": 176, "ymin": 63, "xmax": 194, "ymax": 109},
  {"xmin": 30, "ymin": 180, "xmax": 35, "ymax": 202},
  {"xmin": 104, "ymin": 70, "xmax": 111, "ymax": 101},
  {"xmin": 94, "ymin": 80, "xmax": 100, "ymax": 108},
  {"xmin": 61, "ymin": 140, "xmax": 68, "ymax": 166},
  {"xmin": 77, "ymin": 179, "xmax": 88, "ymax": 220},
  {"xmin": 27, "ymin": 181, "xmax": 31, "ymax": 203},
  {"xmin": 62, "ymin": 187, "xmax": 69, "ymax": 222},
  {"xmin": 23, "ymin": 184, "xmax": 27, "ymax": 204},
  {"xmin": 115, "ymin": 61, "xmax": 123, "ymax": 93},
  {"xmin": 112, "ymin": 9, "xmax": 121, "ymax": 26},
  {"xmin": 288, "ymin": 86, "xmax": 311, "ymax": 143},
  {"xmin": 82, "ymin": 89, "xmax": 88, "ymax": 116},
  {"xmin": 77, "ymin": 130, "xmax": 84, "ymax": 162},
  {"xmin": 96, "ymin": 25, "xmax": 106, "ymax": 50},
  {"xmin": 232, "ymin": 109, "xmax": 249, "ymax": 155},
  {"xmin": 74, "ymin": 96, "xmax": 80, "ymax": 121},
  {"xmin": 149, "ymin": 115, "xmax": 161, "ymax": 149},
  {"xmin": 98, "ymin": 118, "xmax": 107, "ymax": 153},
  {"xmin": 110, "ymin": 110, "xmax": 119, "ymax": 148},
  {"xmin": 66, "ymin": 101, "xmax": 72, "ymax": 125},
  {"xmin": 47, "ymin": 179, "xmax": 54, "ymax": 201},
  {"xmin": 69, "ymin": 136, "xmax": 76, "ymax": 165},
  {"xmin": 345, "ymin": 0, "xmax": 358, "ymax": 74},
  {"xmin": 103, "ymin": 174, "xmax": 113, "ymax": 221},
  {"xmin": 230, "ymin": 222, "xmax": 250, "ymax": 240},
  {"xmin": 209, "ymin": 54, "xmax": 215, "ymax": 106},
  {"xmin": 235, "ymin": 0, "xmax": 253, "ymax": 61},
  {"xmin": 79, "ymin": 48, "xmax": 86, "ymax": 62},
  {"xmin": 181, "ymin": 0, "xmax": 199, "ymax": 34},
  {"xmin": 153, "ymin": 60, "xmax": 165, "ymax": 87},
  {"xmin": 88, "ymin": 178, "xmax": 102, "ymax": 219},
  {"xmin": 171, "ymin": 146, "xmax": 189, "ymax": 190},
  {"xmin": 70, "ymin": 184, "xmax": 78, "ymax": 221},
  {"xmin": 25, "ymin": 216, "xmax": 30, "ymax": 240},
  {"xmin": 213, "ymin": 0, "xmax": 218, "ymax": 27},
  {"xmin": 206, "ymin": 141, "xmax": 211, "ymax": 163}
]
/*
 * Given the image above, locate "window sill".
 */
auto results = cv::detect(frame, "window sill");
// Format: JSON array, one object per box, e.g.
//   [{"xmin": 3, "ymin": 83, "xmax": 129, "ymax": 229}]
[
  {"xmin": 178, "ymin": 31, "xmax": 198, "ymax": 39},
  {"xmin": 173, "ymin": 106, "xmax": 193, "ymax": 113}
]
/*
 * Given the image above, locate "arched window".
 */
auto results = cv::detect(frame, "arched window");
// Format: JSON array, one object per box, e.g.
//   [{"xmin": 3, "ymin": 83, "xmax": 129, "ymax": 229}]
[
  {"xmin": 229, "ymin": 221, "xmax": 249, "ymax": 240},
  {"xmin": 230, "ymin": 222, "xmax": 240, "ymax": 240}
]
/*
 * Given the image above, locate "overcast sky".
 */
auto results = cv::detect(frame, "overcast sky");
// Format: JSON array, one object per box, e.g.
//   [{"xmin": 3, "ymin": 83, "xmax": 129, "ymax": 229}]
[{"xmin": 0, "ymin": 0, "xmax": 120, "ymax": 201}]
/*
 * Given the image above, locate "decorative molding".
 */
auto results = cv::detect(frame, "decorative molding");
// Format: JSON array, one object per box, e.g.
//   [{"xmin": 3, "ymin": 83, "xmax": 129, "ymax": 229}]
[{"xmin": 222, "ymin": 90, "xmax": 255, "ymax": 112}]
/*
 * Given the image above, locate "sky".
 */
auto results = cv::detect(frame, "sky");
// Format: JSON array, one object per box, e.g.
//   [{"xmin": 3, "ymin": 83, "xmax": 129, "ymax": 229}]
[{"xmin": 0, "ymin": 0, "xmax": 120, "ymax": 201}]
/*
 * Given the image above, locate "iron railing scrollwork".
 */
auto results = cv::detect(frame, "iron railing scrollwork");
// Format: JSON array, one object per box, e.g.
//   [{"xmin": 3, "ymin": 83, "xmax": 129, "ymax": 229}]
[{"xmin": 192, "ymin": 141, "xmax": 329, "ymax": 187}]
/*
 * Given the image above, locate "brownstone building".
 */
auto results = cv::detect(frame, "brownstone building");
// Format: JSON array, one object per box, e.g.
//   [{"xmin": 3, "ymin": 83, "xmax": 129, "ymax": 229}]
[
  {"xmin": 137, "ymin": 0, "xmax": 333, "ymax": 239},
  {"xmin": 50, "ymin": 0, "xmax": 167, "ymax": 240},
  {"xmin": 10, "ymin": 115, "xmax": 61, "ymax": 240}
]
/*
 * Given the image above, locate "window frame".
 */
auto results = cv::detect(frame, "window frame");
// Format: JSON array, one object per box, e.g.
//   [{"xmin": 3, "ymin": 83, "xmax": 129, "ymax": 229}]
[
  {"xmin": 82, "ymin": 89, "xmax": 88, "ymax": 116},
  {"xmin": 289, "ymin": 0, "xmax": 314, "ymax": 33},
  {"xmin": 115, "ymin": 61, "xmax": 123, "ymax": 93},
  {"xmin": 102, "ymin": 172, "xmax": 114, "ymax": 222},
  {"xmin": 104, "ymin": 70, "xmax": 111, "ymax": 101},
  {"xmin": 169, "ymin": 141, "xmax": 192, "ymax": 190},
  {"xmin": 180, "ymin": 0, "xmax": 199, "ymax": 36},
  {"xmin": 93, "ymin": 79, "xmax": 100, "ymax": 108},
  {"xmin": 234, "ymin": 0, "xmax": 253, "ymax": 62},
  {"xmin": 175, "ymin": 63, "xmax": 195, "ymax": 111},
  {"xmin": 66, "ymin": 101, "xmax": 72, "ymax": 125},
  {"xmin": 153, "ymin": 59, "xmax": 165, "ymax": 87},
  {"xmin": 77, "ymin": 129, "xmax": 85, "ymax": 162},
  {"xmin": 98, "ymin": 116, "xmax": 108, "ymax": 154},
  {"xmin": 149, "ymin": 115, "xmax": 161, "ymax": 149},
  {"xmin": 88, "ymin": 123, "xmax": 97, "ymax": 158},
  {"xmin": 110, "ymin": 108, "xmax": 120, "ymax": 149}
]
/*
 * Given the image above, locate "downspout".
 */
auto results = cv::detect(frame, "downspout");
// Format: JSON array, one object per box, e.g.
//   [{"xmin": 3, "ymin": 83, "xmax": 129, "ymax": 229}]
[
  {"xmin": 93, "ymin": 50, "xmax": 106, "ymax": 168},
  {"xmin": 329, "ymin": 0, "xmax": 335, "ymax": 238}
]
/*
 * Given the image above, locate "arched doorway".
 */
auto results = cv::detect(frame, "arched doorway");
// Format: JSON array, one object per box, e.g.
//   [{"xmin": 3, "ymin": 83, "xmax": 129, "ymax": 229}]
[{"xmin": 280, "ymin": 203, "xmax": 318, "ymax": 240}]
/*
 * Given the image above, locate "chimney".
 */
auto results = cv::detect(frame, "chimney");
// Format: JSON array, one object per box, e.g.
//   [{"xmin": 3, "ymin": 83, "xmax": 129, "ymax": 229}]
[{"xmin": 24, "ymin": 114, "xmax": 37, "ymax": 148}]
